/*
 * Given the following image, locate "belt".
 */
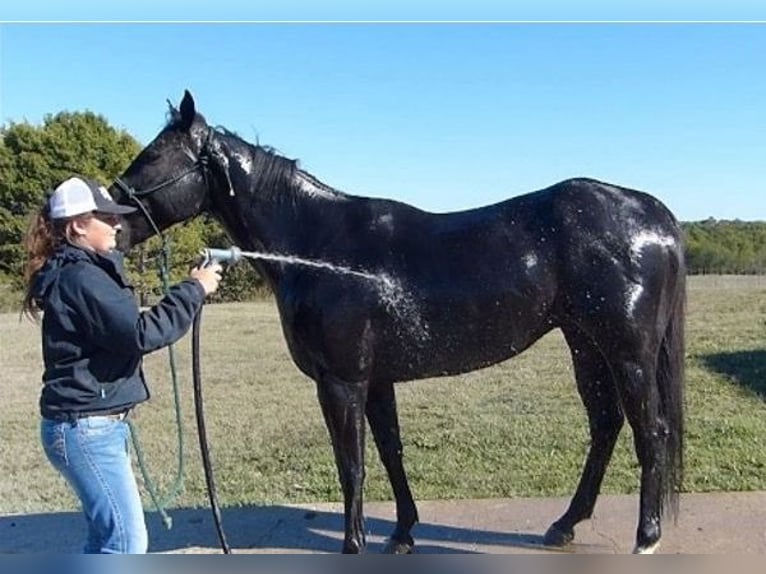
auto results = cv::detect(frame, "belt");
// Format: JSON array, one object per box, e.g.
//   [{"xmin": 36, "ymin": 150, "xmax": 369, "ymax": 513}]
[
  {"xmin": 100, "ymin": 409, "xmax": 130, "ymax": 421},
  {"xmin": 48, "ymin": 408, "xmax": 132, "ymax": 423}
]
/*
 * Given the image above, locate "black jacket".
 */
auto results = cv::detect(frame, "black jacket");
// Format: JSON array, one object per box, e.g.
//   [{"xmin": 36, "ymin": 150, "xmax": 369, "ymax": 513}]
[{"xmin": 32, "ymin": 243, "xmax": 206, "ymax": 421}]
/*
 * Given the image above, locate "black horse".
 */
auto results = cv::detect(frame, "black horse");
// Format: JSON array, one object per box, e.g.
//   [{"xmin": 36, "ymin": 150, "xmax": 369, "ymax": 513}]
[{"xmin": 112, "ymin": 91, "xmax": 686, "ymax": 554}]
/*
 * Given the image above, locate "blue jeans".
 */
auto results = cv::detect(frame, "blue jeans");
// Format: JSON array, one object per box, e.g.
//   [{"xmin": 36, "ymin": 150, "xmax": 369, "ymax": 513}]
[{"xmin": 40, "ymin": 416, "xmax": 148, "ymax": 554}]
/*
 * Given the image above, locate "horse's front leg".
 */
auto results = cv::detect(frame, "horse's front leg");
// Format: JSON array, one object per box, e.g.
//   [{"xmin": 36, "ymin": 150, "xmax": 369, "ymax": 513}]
[
  {"xmin": 316, "ymin": 374, "xmax": 369, "ymax": 553},
  {"xmin": 366, "ymin": 381, "xmax": 418, "ymax": 553}
]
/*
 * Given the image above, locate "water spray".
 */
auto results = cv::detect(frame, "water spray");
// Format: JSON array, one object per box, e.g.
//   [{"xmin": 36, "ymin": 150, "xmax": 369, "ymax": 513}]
[{"xmin": 200, "ymin": 246, "xmax": 428, "ymax": 341}]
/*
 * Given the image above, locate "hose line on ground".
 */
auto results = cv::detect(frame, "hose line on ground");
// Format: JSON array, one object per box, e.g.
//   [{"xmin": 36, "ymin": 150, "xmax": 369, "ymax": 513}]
[{"xmin": 192, "ymin": 304, "xmax": 232, "ymax": 554}]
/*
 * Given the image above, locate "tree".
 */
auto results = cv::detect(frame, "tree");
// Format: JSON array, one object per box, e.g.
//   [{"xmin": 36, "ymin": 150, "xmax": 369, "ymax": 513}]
[
  {"xmin": 0, "ymin": 111, "xmax": 140, "ymax": 284},
  {"xmin": 682, "ymin": 220, "xmax": 766, "ymax": 274}
]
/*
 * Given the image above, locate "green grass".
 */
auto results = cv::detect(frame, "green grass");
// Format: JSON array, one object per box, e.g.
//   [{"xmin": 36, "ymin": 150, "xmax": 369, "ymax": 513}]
[{"xmin": 1, "ymin": 275, "xmax": 765, "ymax": 514}]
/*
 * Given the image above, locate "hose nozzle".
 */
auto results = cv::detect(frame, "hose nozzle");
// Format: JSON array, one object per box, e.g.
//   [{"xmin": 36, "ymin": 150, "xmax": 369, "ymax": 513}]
[{"xmin": 200, "ymin": 246, "xmax": 243, "ymax": 267}]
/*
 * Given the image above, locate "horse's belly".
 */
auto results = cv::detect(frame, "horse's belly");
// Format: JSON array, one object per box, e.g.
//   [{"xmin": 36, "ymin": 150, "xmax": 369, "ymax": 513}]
[{"xmin": 373, "ymin": 298, "xmax": 555, "ymax": 382}]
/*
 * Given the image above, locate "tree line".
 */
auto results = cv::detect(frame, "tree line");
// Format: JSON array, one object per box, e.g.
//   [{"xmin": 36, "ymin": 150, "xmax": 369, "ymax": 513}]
[
  {"xmin": 1, "ymin": 111, "xmax": 764, "ymax": 308},
  {"xmin": 683, "ymin": 219, "xmax": 766, "ymax": 275}
]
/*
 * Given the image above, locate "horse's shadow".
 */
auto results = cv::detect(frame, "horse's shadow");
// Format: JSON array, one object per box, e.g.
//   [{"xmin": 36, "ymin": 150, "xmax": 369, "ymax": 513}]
[
  {"xmin": 0, "ymin": 504, "xmax": 551, "ymax": 554},
  {"xmin": 701, "ymin": 349, "xmax": 766, "ymax": 399}
]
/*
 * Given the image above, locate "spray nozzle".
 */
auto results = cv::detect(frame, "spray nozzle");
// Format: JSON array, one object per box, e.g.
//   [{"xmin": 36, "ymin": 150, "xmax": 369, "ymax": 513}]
[{"xmin": 199, "ymin": 246, "xmax": 243, "ymax": 267}]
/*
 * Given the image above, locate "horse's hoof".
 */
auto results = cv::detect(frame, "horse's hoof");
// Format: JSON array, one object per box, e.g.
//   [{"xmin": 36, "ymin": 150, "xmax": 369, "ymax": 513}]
[
  {"xmin": 341, "ymin": 540, "xmax": 364, "ymax": 554},
  {"xmin": 382, "ymin": 537, "xmax": 414, "ymax": 554},
  {"xmin": 632, "ymin": 541, "xmax": 660, "ymax": 554},
  {"xmin": 543, "ymin": 524, "xmax": 574, "ymax": 547}
]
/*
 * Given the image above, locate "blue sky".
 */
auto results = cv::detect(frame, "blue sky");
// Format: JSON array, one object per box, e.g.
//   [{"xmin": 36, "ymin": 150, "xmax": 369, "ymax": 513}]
[
  {"xmin": 0, "ymin": 1, "xmax": 764, "ymax": 22},
  {"xmin": 1, "ymin": 16, "xmax": 764, "ymax": 221}
]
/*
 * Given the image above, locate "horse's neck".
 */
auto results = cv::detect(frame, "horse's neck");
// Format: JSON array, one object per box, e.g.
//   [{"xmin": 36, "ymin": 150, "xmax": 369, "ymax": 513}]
[
  {"xmin": 218, "ymin": 150, "xmax": 352, "ymax": 257},
  {"xmin": 270, "ymin": 172, "xmax": 352, "ymax": 251}
]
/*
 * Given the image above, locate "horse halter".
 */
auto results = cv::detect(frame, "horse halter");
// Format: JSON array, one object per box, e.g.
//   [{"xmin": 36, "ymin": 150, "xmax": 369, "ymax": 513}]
[{"xmin": 113, "ymin": 126, "xmax": 234, "ymax": 239}]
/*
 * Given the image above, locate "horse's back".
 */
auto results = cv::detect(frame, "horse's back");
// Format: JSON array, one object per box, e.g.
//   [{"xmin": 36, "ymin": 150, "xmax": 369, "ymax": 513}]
[
  {"xmin": 544, "ymin": 177, "xmax": 680, "ymax": 233},
  {"xmin": 381, "ymin": 177, "xmax": 682, "ymax": 294}
]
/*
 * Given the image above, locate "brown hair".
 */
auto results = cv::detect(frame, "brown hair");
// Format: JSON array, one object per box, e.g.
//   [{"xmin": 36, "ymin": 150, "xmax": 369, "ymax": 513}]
[{"xmin": 21, "ymin": 203, "xmax": 79, "ymax": 321}]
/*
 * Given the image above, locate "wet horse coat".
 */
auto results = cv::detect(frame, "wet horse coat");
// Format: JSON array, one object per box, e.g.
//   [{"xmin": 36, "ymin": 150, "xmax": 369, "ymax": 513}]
[{"xmin": 113, "ymin": 91, "xmax": 686, "ymax": 554}]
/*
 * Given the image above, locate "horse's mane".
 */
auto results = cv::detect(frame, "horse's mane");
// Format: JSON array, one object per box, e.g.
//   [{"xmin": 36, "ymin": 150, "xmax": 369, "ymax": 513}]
[
  {"xmin": 166, "ymin": 113, "xmax": 345, "ymax": 203},
  {"xmin": 214, "ymin": 126, "xmax": 299, "ymax": 198}
]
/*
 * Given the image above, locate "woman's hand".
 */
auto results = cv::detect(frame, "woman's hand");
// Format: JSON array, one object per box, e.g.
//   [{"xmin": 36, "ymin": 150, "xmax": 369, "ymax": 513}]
[{"xmin": 190, "ymin": 263, "xmax": 223, "ymax": 296}]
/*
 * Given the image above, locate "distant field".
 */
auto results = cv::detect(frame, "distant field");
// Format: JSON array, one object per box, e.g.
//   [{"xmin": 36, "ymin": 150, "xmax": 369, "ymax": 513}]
[{"xmin": 1, "ymin": 275, "xmax": 764, "ymax": 515}]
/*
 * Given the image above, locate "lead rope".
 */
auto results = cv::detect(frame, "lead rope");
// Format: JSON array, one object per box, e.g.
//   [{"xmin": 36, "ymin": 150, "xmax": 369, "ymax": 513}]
[
  {"xmin": 127, "ymin": 238, "xmax": 186, "ymax": 529},
  {"xmin": 117, "ymin": 182, "xmax": 186, "ymax": 530}
]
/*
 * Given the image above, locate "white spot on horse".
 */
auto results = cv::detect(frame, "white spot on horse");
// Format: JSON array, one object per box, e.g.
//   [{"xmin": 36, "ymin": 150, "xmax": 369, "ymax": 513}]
[
  {"xmin": 373, "ymin": 213, "xmax": 395, "ymax": 233},
  {"xmin": 232, "ymin": 151, "xmax": 253, "ymax": 175},
  {"xmin": 626, "ymin": 282, "xmax": 644, "ymax": 315},
  {"xmin": 633, "ymin": 540, "xmax": 660, "ymax": 554},
  {"xmin": 523, "ymin": 253, "xmax": 538, "ymax": 269},
  {"xmin": 630, "ymin": 231, "xmax": 676, "ymax": 263}
]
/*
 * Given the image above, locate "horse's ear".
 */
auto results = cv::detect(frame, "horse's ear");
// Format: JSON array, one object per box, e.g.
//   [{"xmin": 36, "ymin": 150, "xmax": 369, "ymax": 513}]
[
  {"xmin": 167, "ymin": 99, "xmax": 180, "ymax": 122},
  {"xmin": 179, "ymin": 90, "xmax": 196, "ymax": 130}
]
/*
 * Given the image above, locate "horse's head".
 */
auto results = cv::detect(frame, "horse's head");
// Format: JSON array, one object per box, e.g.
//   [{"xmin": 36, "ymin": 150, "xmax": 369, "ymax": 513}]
[{"xmin": 113, "ymin": 90, "xmax": 217, "ymax": 249}]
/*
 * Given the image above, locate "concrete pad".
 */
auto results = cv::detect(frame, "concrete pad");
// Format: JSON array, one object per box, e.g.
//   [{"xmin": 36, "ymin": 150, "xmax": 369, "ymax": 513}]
[{"xmin": 1, "ymin": 492, "xmax": 765, "ymax": 554}]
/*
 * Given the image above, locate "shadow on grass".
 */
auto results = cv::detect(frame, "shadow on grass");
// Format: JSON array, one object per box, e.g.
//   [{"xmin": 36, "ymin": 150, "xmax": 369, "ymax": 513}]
[
  {"xmin": 701, "ymin": 349, "xmax": 766, "ymax": 399},
  {"xmin": 0, "ymin": 504, "xmax": 550, "ymax": 554}
]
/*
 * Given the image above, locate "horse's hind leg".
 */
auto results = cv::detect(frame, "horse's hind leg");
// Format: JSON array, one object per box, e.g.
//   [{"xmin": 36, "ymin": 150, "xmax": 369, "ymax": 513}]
[
  {"xmin": 611, "ymin": 355, "xmax": 666, "ymax": 554},
  {"xmin": 365, "ymin": 381, "xmax": 419, "ymax": 554},
  {"xmin": 316, "ymin": 374, "xmax": 369, "ymax": 553},
  {"xmin": 544, "ymin": 328, "xmax": 625, "ymax": 548}
]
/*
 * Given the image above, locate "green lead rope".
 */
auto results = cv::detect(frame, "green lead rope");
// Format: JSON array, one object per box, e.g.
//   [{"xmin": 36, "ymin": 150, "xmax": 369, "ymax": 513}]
[{"xmin": 127, "ymin": 239, "xmax": 186, "ymax": 529}]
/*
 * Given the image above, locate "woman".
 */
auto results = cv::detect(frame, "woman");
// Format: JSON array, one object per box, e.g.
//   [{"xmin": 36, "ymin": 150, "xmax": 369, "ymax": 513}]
[{"xmin": 22, "ymin": 175, "xmax": 222, "ymax": 553}]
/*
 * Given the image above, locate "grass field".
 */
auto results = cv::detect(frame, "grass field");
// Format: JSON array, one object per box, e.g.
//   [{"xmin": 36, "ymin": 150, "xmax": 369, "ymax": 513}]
[{"xmin": 1, "ymin": 275, "xmax": 764, "ymax": 515}]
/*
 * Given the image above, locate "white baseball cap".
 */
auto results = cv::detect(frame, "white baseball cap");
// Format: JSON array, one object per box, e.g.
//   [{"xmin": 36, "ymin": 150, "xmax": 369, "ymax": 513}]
[{"xmin": 48, "ymin": 176, "xmax": 137, "ymax": 219}]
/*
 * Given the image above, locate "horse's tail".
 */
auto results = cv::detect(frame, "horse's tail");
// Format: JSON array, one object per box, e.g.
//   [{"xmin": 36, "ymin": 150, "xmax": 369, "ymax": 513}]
[{"xmin": 657, "ymin": 254, "xmax": 686, "ymax": 522}]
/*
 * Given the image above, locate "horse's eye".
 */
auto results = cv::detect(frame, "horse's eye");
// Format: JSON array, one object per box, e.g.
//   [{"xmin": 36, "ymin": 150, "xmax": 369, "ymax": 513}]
[{"xmin": 141, "ymin": 151, "xmax": 163, "ymax": 165}]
